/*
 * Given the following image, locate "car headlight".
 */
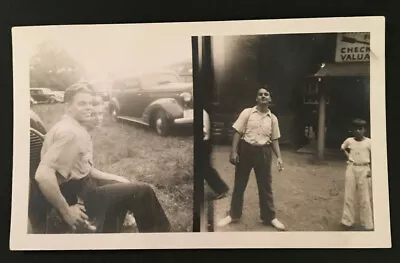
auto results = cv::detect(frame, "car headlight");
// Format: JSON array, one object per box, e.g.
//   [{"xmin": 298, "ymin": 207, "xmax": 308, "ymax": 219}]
[{"xmin": 180, "ymin": 92, "xmax": 192, "ymax": 103}]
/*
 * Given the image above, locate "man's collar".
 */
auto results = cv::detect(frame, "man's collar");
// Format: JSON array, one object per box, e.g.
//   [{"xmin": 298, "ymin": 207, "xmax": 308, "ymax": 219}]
[{"xmin": 252, "ymin": 106, "xmax": 271, "ymax": 116}]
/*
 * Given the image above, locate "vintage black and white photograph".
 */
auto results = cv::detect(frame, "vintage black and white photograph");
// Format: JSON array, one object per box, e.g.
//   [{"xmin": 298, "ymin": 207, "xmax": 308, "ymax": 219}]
[
  {"xmin": 197, "ymin": 33, "xmax": 377, "ymax": 233},
  {"xmin": 24, "ymin": 28, "xmax": 194, "ymax": 235},
  {"xmin": 11, "ymin": 17, "xmax": 389, "ymax": 250}
]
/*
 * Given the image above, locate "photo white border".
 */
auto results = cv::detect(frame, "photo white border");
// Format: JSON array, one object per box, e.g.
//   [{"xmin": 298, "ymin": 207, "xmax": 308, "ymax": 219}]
[{"xmin": 10, "ymin": 16, "xmax": 390, "ymax": 250}]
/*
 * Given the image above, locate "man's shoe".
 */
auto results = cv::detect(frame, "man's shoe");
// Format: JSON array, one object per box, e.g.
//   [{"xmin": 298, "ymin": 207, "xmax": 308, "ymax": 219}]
[
  {"xmin": 216, "ymin": 216, "xmax": 239, "ymax": 227},
  {"xmin": 123, "ymin": 212, "xmax": 137, "ymax": 227},
  {"xmin": 269, "ymin": 218, "xmax": 286, "ymax": 231}
]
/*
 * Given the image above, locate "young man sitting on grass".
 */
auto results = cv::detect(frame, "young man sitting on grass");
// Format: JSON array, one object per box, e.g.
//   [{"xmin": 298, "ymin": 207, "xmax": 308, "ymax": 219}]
[{"xmin": 31, "ymin": 84, "xmax": 171, "ymax": 233}]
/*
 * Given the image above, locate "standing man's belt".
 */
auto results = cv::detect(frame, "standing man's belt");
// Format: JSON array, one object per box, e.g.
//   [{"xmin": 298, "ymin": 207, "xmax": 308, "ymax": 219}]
[{"xmin": 242, "ymin": 140, "xmax": 271, "ymax": 147}]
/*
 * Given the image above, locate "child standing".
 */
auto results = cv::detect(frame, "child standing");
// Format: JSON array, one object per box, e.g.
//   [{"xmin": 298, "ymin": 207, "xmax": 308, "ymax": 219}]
[{"xmin": 340, "ymin": 119, "xmax": 374, "ymax": 231}]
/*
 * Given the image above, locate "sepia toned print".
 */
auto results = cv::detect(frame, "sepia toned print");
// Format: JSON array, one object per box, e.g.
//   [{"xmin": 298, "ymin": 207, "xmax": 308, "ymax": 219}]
[
  {"xmin": 27, "ymin": 33, "xmax": 194, "ymax": 234},
  {"xmin": 11, "ymin": 17, "xmax": 389, "ymax": 250},
  {"xmin": 196, "ymin": 33, "xmax": 377, "ymax": 233}
]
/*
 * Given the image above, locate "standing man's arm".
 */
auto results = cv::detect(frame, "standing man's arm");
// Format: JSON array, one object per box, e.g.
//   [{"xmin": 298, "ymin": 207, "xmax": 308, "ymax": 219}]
[
  {"xmin": 230, "ymin": 132, "xmax": 241, "ymax": 165},
  {"xmin": 271, "ymin": 140, "xmax": 283, "ymax": 170},
  {"xmin": 270, "ymin": 115, "xmax": 283, "ymax": 171},
  {"xmin": 230, "ymin": 109, "xmax": 249, "ymax": 165}
]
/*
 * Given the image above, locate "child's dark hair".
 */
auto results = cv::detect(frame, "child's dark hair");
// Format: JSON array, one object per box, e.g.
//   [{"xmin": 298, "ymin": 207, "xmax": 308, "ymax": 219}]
[{"xmin": 352, "ymin": 118, "xmax": 368, "ymax": 128}]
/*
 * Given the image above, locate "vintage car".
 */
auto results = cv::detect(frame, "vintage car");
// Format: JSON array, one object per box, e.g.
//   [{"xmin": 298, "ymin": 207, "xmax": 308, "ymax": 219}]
[
  {"xmin": 108, "ymin": 70, "xmax": 193, "ymax": 136},
  {"xmin": 30, "ymin": 88, "xmax": 61, "ymax": 104}
]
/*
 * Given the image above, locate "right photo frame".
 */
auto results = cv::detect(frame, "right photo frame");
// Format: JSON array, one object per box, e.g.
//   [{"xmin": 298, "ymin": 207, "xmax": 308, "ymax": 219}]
[{"xmin": 194, "ymin": 30, "xmax": 388, "ymax": 238}]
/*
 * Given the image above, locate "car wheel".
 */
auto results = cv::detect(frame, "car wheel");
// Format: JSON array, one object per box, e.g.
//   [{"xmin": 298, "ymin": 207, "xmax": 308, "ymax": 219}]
[
  {"xmin": 110, "ymin": 105, "xmax": 119, "ymax": 122},
  {"xmin": 154, "ymin": 110, "xmax": 170, "ymax": 136}
]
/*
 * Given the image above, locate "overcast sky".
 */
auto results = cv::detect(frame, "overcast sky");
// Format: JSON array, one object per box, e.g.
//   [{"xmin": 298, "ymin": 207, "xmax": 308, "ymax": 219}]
[{"xmin": 29, "ymin": 26, "xmax": 192, "ymax": 81}]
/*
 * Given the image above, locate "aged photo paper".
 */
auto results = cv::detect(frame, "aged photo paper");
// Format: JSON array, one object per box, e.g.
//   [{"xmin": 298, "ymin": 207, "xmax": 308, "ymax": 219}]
[{"xmin": 11, "ymin": 16, "xmax": 389, "ymax": 250}]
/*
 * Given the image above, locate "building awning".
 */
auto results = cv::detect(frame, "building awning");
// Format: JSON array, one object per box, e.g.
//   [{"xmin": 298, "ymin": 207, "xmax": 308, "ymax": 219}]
[{"xmin": 312, "ymin": 62, "xmax": 370, "ymax": 77}]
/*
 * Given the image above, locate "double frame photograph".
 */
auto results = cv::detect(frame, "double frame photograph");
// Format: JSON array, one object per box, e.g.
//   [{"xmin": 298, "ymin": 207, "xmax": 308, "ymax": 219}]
[{"xmin": 10, "ymin": 16, "xmax": 389, "ymax": 250}]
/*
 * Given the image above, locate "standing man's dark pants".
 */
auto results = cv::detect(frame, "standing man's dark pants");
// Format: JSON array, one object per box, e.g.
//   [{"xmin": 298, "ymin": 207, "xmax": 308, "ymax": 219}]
[
  {"xmin": 28, "ymin": 177, "xmax": 171, "ymax": 233},
  {"xmin": 204, "ymin": 139, "xmax": 229, "ymax": 195},
  {"xmin": 229, "ymin": 140, "xmax": 275, "ymax": 222}
]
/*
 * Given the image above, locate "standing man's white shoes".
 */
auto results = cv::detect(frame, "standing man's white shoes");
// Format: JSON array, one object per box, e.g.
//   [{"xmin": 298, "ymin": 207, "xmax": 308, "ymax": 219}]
[
  {"xmin": 216, "ymin": 216, "xmax": 235, "ymax": 227},
  {"xmin": 269, "ymin": 218, "xmax": 286, "ymax": 231}
]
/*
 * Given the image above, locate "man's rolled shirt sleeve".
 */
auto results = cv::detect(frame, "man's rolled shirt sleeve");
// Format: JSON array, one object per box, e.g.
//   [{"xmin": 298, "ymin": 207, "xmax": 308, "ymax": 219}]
[
  {"xmin": 270, "ymin": 114, "xmax": 281, "ymax": 140},
  {"xmin": 232, "ymin": 109, "xmax": 250, "ymax": 134},
  {"xmin": 39, "ymin": 130, "xmax": 82, "ymax": 180}
]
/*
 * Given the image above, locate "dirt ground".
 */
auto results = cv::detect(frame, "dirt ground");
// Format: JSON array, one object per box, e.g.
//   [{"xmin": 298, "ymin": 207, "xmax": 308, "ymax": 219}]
[{"xmin": 209, "ymin": 145, "xmax": 357, "ymax": 232}]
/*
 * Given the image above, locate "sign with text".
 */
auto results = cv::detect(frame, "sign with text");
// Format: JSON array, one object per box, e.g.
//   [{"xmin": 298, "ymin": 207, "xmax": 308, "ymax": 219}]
[{"xmin": 335, "ymin": 33, "xmax": 370, "ymax": 63}]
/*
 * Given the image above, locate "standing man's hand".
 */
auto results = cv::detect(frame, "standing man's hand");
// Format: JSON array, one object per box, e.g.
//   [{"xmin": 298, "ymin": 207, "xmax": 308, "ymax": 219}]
[
  {"xmin": 277, "ymin": 157, "xmax": 284, "ymax": 171},
  {"xmin": 60, "ymin": 204, "xmax": 89, "ymax": 231},
  {"xmin": 229, "ymin": 151, "xmax": 239, "ymax": 165}
]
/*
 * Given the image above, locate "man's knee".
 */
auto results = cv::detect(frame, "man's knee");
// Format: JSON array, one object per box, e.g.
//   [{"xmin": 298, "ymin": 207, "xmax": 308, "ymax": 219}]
[{"xmin": 134, "ymin": 182, "xmax": 155, "ymax": 196}]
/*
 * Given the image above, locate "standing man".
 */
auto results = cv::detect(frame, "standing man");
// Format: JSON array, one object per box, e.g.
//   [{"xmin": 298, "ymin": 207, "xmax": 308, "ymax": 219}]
[
  {"xmin": 32, "ymin": 84, "xmax": 171, "ymax": 233},
  {"xmin": 217, "ymin": 87, "xmax": 285, "ymax": 231}
]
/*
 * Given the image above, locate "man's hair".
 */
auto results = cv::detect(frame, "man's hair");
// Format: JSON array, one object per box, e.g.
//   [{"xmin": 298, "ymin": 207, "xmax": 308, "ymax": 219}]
[
  {"xmin": 258, "ymin": 85, "xmax": 270, "ymax": 93},
  {"xmin": 64, "ymin": 83, "xmax": 94, "ymax": 104},
  {"xmin": 352, "ymin": 118, "xmax": 368, "ymax": 128}
]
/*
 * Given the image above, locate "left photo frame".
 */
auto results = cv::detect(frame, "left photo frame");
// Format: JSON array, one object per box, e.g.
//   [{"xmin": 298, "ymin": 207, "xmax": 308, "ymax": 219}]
[{"xmin": 11, "ymin": 24, "xmax": 195, "ymax": 250}]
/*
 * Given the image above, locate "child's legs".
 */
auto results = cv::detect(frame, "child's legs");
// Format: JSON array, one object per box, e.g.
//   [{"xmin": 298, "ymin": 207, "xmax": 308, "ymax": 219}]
[
  {"xmin": 357, "ymin": 166, "xmax": 374, "ymax": 230},
  {"xmin": 341, "ymin": 165, "xmax": 357, "ymax": 226}
]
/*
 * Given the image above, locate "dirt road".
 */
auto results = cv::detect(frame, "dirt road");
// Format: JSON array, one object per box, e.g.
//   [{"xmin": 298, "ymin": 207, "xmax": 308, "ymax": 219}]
[{"xmin": 210, "ymin": 145, "xmax": 349, "ymax": 232}]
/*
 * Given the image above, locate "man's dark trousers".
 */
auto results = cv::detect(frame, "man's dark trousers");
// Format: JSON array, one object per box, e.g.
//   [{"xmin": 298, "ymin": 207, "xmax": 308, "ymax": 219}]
[
  {"xmin": 229, "ymin": 140, "xmax": 276, "ymax": 222},
  {"xmin": 28, "ymin": 176, "xmax": 171, "ymax": 233}
]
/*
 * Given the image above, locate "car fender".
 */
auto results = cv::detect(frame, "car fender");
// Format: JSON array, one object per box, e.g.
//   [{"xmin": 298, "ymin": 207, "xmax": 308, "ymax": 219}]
[{"xmin": 143, "ymin": 98, "xmax": 184, "ymax": 124}]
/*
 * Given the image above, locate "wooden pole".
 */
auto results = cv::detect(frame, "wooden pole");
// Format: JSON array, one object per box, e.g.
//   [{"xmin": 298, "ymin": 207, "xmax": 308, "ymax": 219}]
[{"xmin": 317, "ymin": 80, "xmax": 326, "ymax": 160}]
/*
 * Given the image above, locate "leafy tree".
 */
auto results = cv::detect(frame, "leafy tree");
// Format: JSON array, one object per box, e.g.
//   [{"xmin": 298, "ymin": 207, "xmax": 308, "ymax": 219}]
[{"xmin": 30, "ymin": 40, "xmax": 87, "ymax": 91}]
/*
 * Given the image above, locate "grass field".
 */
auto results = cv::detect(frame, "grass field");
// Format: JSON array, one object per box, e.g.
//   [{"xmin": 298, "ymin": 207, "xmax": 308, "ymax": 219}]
[{"xmin": 31, "ymin": 103, "xmax": 194, "ymax": 232}]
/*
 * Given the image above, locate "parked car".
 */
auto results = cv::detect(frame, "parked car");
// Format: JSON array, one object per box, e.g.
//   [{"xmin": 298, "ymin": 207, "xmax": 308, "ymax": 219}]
[
  {"xmin": 109, "ymin": 70, "xmax": 193, "ymax": 136},
  {"xmin": 30, "ymin": 88, "xmax": 58, "ymax": 104},
  {"xmin": 52, "ymin": 91, "xmax": 65, "ymax": 103},
  {"xmin": 30, "ymin": 109, "xmax": 46, "ymax": 135},
  {"xmin": 91, "ymin": 81, "xmax": 111, "ymax": 101},
  {"xmin": 30, "ymin": 96, "xmax": 38, "ymax": 106}
]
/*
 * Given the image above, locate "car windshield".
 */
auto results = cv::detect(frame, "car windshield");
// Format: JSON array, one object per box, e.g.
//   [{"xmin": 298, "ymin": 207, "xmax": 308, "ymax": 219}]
[{"xmin": 140, "ymin": 73, "xmax": 179, "ymax": 89}]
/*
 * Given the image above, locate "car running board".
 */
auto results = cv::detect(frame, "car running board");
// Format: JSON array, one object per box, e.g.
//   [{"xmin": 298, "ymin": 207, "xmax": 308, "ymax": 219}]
[{"xmin": 117, "ymin": 116, "xmax": 150, "ymax": 126}]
